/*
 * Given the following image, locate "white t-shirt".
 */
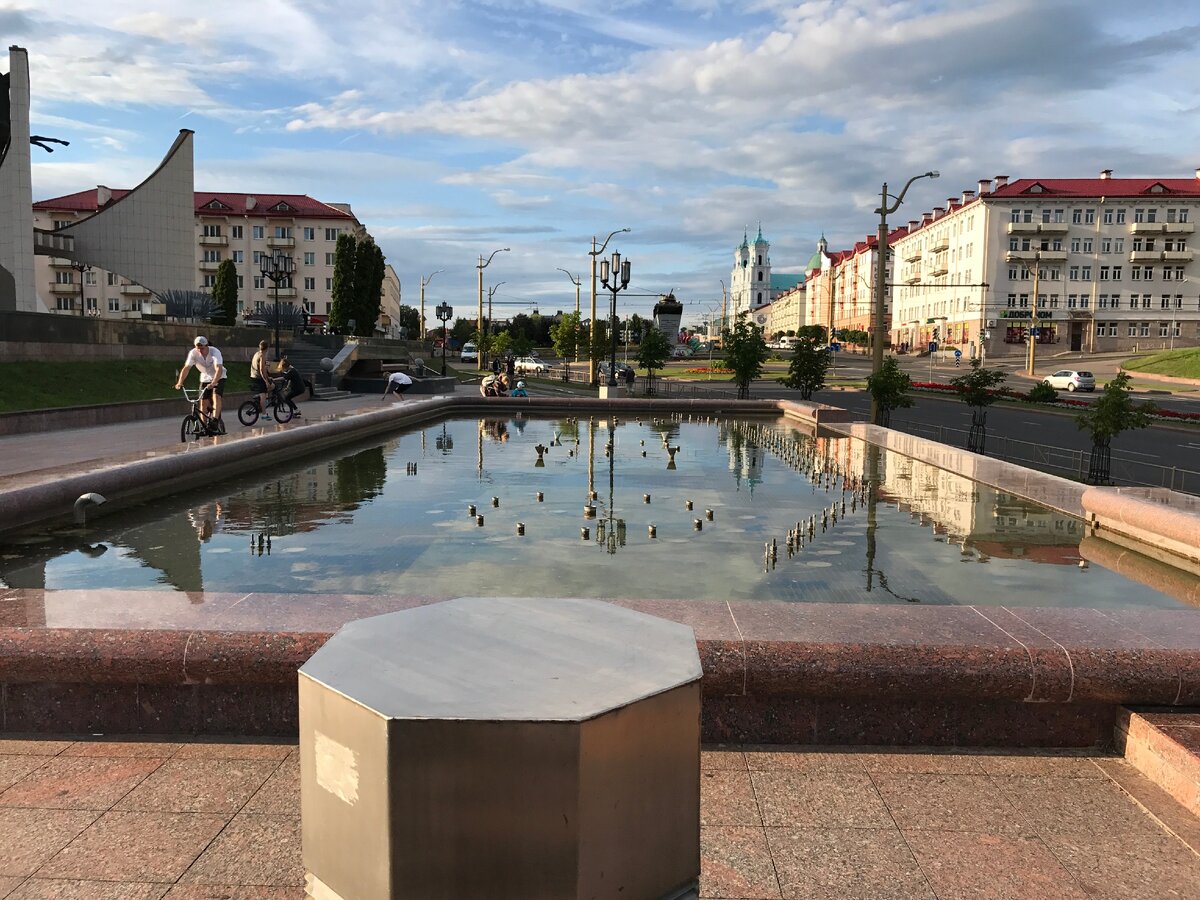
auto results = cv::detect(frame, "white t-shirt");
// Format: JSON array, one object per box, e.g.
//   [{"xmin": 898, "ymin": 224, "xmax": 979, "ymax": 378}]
[
  {"xmin": 388, "ymin": 371, "xmax": 413, "ymax": 386},
  {"xmin": 184, "ymin": 346, "xmax": 225, "ymax": 383}
]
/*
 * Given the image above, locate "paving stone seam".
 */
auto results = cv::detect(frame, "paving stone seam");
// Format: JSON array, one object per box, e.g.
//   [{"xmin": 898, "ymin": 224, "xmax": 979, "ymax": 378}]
[
  {"xmin": 861, "ymin": 769, "xmax": 941, "ymax": 900},
  {"xmin": 1094, "ymin": 760, "xmax": 1200, "ymax": 861},
  {"xmin": 723, "ymin": 600, "xmax": 748, "ymax": 698},
  {"xmin": 742, "ymin": 762, "xmax": 783, "ymax": 898}
]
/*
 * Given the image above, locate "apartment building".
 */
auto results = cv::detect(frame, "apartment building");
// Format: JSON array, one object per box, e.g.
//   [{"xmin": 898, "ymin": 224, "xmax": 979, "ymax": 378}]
[
  {"xmin": 32, "ymin": 190, "xmax": 398, "ymax": 331},
  {"xmin": 887, "ymin": 172, "xmax": 1200, "ymax": 358},
  {"xmin": 804, "ymin": 234, "xmax": 892, "ymax": 341}
]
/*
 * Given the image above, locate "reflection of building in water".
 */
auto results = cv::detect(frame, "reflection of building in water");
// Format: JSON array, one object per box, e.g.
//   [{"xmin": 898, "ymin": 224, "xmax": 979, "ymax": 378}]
[{"xmin": 719, "ymin": 423, "xmax": 764, "ymax": 490}]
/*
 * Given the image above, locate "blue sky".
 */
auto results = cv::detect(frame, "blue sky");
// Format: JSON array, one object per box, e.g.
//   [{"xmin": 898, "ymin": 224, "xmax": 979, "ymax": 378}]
[{"xmin": 9, "ymin": 0, "xmax": 1200, "ymax": 325}]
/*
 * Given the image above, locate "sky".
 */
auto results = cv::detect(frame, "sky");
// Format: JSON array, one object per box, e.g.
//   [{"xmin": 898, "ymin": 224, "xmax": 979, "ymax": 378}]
[{"xmin": 9, "ymin": 0, "xmax": 1200, "ymax": 326}]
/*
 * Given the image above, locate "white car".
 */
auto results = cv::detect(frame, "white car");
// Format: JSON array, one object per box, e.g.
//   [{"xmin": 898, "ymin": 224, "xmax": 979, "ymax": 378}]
[
  {"xmin": 1042, "ymin": 370, "xmax": 1096, "ymax": 392},
  {"xmin": 513, "ymin": 356, "xmax": 549, "ymax": 375},
  {"xmin": 671, "ymin": 346, "xmax": 693, "ymax": 359}
]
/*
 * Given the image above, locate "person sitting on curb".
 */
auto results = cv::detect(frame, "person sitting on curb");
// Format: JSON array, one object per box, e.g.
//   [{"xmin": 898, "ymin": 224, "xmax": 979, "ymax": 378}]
[
  {"xmin": 510, "ymin": 379, "xmax": 529, "ymax": 398},
  {"xmin": 383, "ymin": 370, "xmax": 413, "ymax": 401},
  {"xmin": 480, "ymin": 372, "xmax": 509, "ymax": 397}
]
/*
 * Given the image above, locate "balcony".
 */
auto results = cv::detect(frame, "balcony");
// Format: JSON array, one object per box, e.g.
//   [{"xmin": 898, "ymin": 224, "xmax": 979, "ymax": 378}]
[
  {"xmin": 267, "ymin": 236, "xmax": 296, "ymax": 249},
  {"xmin": 1006, "ymin": 222, "xmax": 1069, "ymax": 235},
  {"xmin": 903, "ymin": 248, "xmax": 922, "ymax": 262},
  {"xmin": 904, "ymin": 271, "xmax": 922, "ymax": 285},
  {"xmin": 928, "ymin": 261, "xmax": 949, "ymax": 277},
  {"xmin": 49, "ymin": 283, "xmax": 77, "ymax": 295},
  {"xmin": 263, "ymin": 286, "xmax": 298, "ymax": 300},
  {"xmin": 1165, "ymin": 222, "xmax": 1195, "ymax": 234},
  {"xmin": 1005, "ymin": 249, "xmax": 1067, "ymax": 264},
  {"xmin": 198, "ymin": 260, "xmax": 223, "ymax": 272},
  {"xmin": 48, "ymin": 257, "xmax": 74, "ymax": 268},
  {"xmin": 1164, "ymin": 250, "xmax": 1194, "ymax": 262},
  {"xmin": 1129, "ymin": 251, "xmax": 1161, "ymax": 263},
  {"xmin": 928, "ymin": 238, "xmax": 949, "ymax": 253},
  {"xmin": 120, "ymin": 284, "xmax": 151, "ymax": 296},
  {"xmin": 199, "ymin": 235, "xmax": 228, "ymax": 247}
]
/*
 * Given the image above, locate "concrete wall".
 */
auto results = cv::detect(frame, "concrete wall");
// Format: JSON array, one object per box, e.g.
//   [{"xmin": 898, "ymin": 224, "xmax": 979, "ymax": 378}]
[{"xmin": 0, "ymin": 48, "xmax": 36, "ymax": 313}]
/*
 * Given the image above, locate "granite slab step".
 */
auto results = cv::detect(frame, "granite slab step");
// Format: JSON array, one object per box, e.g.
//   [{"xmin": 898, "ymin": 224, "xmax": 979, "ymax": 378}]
[{"xmin": 1115, "ymin": 707, "xmax": 1200, "ymax": 817}]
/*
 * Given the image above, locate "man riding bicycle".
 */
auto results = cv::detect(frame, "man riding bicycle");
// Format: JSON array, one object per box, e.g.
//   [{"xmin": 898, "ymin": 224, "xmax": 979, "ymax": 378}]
[
  {"xmin": 249, "ymin": 340, "xmax": 274, "ymax": 421},
  {"xmin": 175, "ymin": 336, "xmax": 227, "ymax": 428}
]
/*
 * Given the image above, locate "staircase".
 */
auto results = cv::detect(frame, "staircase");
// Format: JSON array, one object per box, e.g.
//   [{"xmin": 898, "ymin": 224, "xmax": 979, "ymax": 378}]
[{"xmin": 286, "ymin": 337, "xmax": 354, "ymax": 401}]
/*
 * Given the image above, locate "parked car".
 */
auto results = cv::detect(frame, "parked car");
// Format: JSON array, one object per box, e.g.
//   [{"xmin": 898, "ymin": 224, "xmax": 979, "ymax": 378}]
[
  {"xmin": 460, "ymin": 342, "xmax": 478, "ymax": 363},
  {"xmin": 597, "ymin": 361, "xmax": 634, "ymax": 379},
  {"xmin": 671, "ymin": 346, "xmax": 693, "ymax": 359},
  {"xmin": 513, "ymin": 356, "xmax": 549, "ymax": 375},
  {"xmin": 1043, "ymin": 370, "xmax": 1096, "ymax": 392}
]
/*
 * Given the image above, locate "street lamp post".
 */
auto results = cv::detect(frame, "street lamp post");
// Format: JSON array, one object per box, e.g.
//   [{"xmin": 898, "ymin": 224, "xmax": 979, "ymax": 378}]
[
  {"xmin": 487, "ymin": 282, "xmax": 506, "ymax": 366},
  {"xmin": 71, "ymin": 262, "xmax": 91, "ymax": 317},
  {"xmin": 435, "ymin": 301, "xmax": 453, "ymax": 376},
  {"xmin": 556, "ymin": 267, "xmax": 582, "ymax": 362},
  {"xmin": 599, "ymin": 249, "xmax": 631, "ymax": 388},
  {"xmin": 589, "ymin": 228, "xmax": 630, "ymax": 385},
  {"xmin": 871, "ymin": 170, "xmax": 939, "ymax": 424},
  {"xmin": 260, "ymin": 249, "xmax": 295, "ymax": 360},
  {"xmin": 1026, "ymin": 250, "xmax": 1044, "ymax": 377},
  {"xmin": 420, "ymin": 269, "xmax": 444, "ymax": 341},
  {"xmin": 476, "ymin": 248, "xmax": 509, "ymax": 372}
]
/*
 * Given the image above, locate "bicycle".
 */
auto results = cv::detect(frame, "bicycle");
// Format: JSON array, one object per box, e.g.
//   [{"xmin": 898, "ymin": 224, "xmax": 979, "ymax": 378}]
[
  {"xmin": 180, "ymin": 386, "xmax": 226, "ymax": 442},
  {"xmin": 237, "ymin": 378, "xmax": 295, "ymax": 427}
]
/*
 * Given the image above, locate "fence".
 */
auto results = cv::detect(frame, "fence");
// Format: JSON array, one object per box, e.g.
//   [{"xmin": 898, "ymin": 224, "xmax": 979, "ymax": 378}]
[{"xmin": 552, "ymin": 363, "xmax": 741, "ymax": 401}]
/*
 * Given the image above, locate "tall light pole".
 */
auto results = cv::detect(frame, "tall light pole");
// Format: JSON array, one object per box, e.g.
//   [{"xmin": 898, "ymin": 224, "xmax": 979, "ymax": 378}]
[
  {"xmin": 487, "ymin": 281, "xmax": 506, "ymax": 365},
  {"xmin": 599, "ymin": 249, "xmax": 631, "ymax": 387},
  {"xmin": 589, "ymin": 228, "xmax": 630, "ymax": 384},
  {"xmin": 871, "ymin": 170, "xmax": 939, "ymax": 424},
  {"xmin": 557, "ymin": 267, "xmax": 582, "ymax": 361},
  {"xmin": 1026, "ymin": 251, "xmax": 1046, "ymax": 377},
  {"xmin": 420, "ymin": 269, "xmax": 444, "ymax": 340},
  {"xmin": 476, "ymin": 248, "xmax": 509, "ymax": 371},
  {"xmin": 261, "ymin": 249, "xmax": 295, "ymax": 360},
  {"xmin": 435, "ymin": 301, "xmax": 453, "ymax": 376}
]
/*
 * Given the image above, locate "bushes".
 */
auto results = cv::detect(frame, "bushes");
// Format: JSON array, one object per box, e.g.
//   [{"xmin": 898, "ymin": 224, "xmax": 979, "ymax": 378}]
[{"xmin": 1025, "ymin": 382, "xmax": 1058, "ymax": 404}]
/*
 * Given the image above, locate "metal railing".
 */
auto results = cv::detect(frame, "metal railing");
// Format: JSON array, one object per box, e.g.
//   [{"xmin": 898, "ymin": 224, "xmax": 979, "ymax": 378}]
[
  {"xmin": 884, "ymin": 417, "xmax": 1199, "ymax": 495},
  {"xmin": 550, "ymin": 364, "xmax": 741, "ymax": 400}
]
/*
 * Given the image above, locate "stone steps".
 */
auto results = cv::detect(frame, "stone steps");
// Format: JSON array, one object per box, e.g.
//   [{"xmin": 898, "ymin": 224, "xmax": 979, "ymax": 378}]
[{"xmin": 1115, "ymin": 708, "xmax": 1200, "ymax": 817}]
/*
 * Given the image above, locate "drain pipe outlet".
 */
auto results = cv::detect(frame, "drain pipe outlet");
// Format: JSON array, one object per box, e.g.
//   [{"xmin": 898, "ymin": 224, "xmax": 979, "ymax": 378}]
[{"xmin": 73, "ymin": 492, "xmax": 107, "ymax": 524}]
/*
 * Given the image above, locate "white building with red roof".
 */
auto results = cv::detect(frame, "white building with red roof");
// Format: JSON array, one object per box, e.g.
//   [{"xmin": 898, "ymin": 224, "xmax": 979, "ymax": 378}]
[{"xmin": 32, "ymin": 189, "xmax": 401, "ymax": 333}]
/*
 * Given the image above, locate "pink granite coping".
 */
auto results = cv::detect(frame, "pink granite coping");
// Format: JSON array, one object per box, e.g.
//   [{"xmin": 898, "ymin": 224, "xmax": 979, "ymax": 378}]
[{"xmin": 1081, "ymin": 486, "xmax": 1200, "ymax": 568}]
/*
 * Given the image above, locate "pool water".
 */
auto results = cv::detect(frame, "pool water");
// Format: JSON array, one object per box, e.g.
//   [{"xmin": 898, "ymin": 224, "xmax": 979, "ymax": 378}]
[{"xmin": 0, "ymin": 414, "xmax": 1187, "ymax": 608}]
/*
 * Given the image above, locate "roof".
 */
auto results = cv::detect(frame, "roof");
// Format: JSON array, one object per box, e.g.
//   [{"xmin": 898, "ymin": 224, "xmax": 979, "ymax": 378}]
[
  {"xmin": 990, "ymin": 178, "xmax": 1200, "ymax": 199},
  {"xmin": 771, "ymin": 273, "xmax": 804, "ymax": 291},
  {"xmin": 34, "ymin": 189, "xmax": 357, "ymax": 220}
]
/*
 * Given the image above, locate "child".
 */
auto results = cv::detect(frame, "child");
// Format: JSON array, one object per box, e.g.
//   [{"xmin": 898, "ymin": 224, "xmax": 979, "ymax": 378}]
[{"xmin": 511, "ymin": 380, "xmax": 528, "ymax": 397}]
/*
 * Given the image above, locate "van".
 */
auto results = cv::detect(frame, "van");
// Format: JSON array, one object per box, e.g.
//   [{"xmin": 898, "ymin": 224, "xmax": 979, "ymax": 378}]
[{"xmin": 460, "ymin": 342, "xmax": 478, "ymax": 362}]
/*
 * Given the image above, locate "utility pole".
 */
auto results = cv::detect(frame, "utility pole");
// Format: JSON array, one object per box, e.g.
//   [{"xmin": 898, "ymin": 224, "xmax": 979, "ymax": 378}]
[
  {"xmin": 419, "ymin": 269, "xmax": 443, "ymax": 340},
  {"xmin": 1026, "ymin": 251, "xmax": 1042, "ymax": 377}
]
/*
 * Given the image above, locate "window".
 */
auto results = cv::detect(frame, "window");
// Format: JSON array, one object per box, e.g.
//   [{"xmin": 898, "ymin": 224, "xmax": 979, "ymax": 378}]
[
  {"xmin": 1114, "ymin": 238, "xmax": 1124, "ymax": 252},
  {"xmin": 202, "ymin": 249, "xmax": 221, "ymax": 262},
  {"xmin": 1007, "ymin": 293, "xmax": 1017, "ymax": 308},
  {"xmin": 1099, "ymin": 266, "xmax": 1110, "ymax": 281},
  {"xmin": 1069, "ymin": 266, "xmax": 1080, "ymax": 280},
  {"xmin": 1049, "ymin": 294, "xmax": 1060, "ymax": 308},
  {"xmin": 1134, "ymin": 208, "xmax": 1145, "ymax": 223},
  {"xmin": 1068, "ymin": 294, "xmax": 1078, "ymax": 308},
  {"xmin": 757, "ymin": 255, "xmax": 762, "ymax": 265},
  {"xmin": 202, "ymin": 275, "xmax": 215, "ymax": 288},
  {"xmin": 252, "ymin": 250, "xmax": 264, "ymax": 265},
  {"xmin": 1081, "ymin": 265, "xmax": 1091, "ymax": 280},
  {"xmin": 252, "ymin": 226, "xmax": 264, "ymax": 240},
  {"xmin": 1053, "ymin": 209, "xmax": 1064, "ymax": 223},
  {"xmin": 1175, "ymin": 322, "xmax": 1182, "ymax": 337},
  {"xmin": 1010, "ymin": 237, "xmax": 1020, "ymax": 251},
  {"xmin": 1172, "ymin": 266, "xmax": 1186, "ymax": 280},
  {"xmin": 304, "ymin": 252, "xmax": 315, "ymax": 265},
  {"xmin": 1147, "ymin": 209, "xmax": 1157, "ymax": 223},
  {"xmin": 1082, "ymin": 238, "xmax": 1092, "ymax": 252},
  {"xmin": 232, "ymin": 250, "xmax": 244, "ymax": 264},
  {"xmin": 253, "ymin": 276, "xmax": 265, "ymax": 290},
  {"xmin": 1051, "ymin": 238, "xmax": 1062, "ymax": 251},
  {"xmin": 1142, "ymin": 294, "xmax": 1153, "ymax": 308},
  {"xmin": 1140, "ymin": 321, "xmax": 1151, "ymax": 336},
  {"xmin": 1132, "ymin": 237, "xmax": 1143, "ymax": 252},
  {"xmin": 85, "ymin": 297, "xmax": 98, "ymax": 311},
  {"xmin": 325, "ymin": 253, "xmax": 335, "ymax": 266},
  {"xmin": 52, "ymin": 219, "xmax": 71, "ymax": 230},
  {"xmin": 1116, "ymin": 209, "xmax": 1126, "ymax": 224},
  {"xmin": 1175, "ymin": 294, "xmax": 1184, "ymax": 309},
  {"xmin": 1111, "ymin": 292, "xmax": 1121, "ymax": 308},
  {"xmin": 56, "ymin": 297, "xmax": 72, "ymax": 311},
  {"xmin": 303, "ymin": 227, "xmax": 316, "ymax": 241},
  {"xmin": 1072, "ymin": 209, "xmax": 1082, "ymax": 224},
  {"xmin": 1103, "ymin": 209, "xmax": 1114, "ymax": 225},
  {"xmin": 107, "ymin": 272, "xmax": 118, "ymax": 286},
  {"xmin": 1161, "ymin": 295, "xmax": 1172, "ymax": 309},
  {"xmin": 1180, "ymin": 209, "xmax": 1190, "ymax": 223},
  {"xmin": 1071, "ymin": 238, "xmax": 1081, "ymax": 252},
  {"xmin": 108, "ymin": 298, "xmax": 120, "ymax": 312},
  {"xmin": 1085, "ymin": 209, "xmax": 1095, "ymax": 224},
  {"xmin": 1144, "ymin": 267, "xmax": 1154, "ymax": 281},
  {"xmin": 325, "ymin": 228, "xmax": 340, "ymax": 241},
  {"xmin": 1080, "ymin": 294, "xmax": 1090, "ymax": 308},
  {"xmin": 237, "ymin": 276, "xmax": 244, "ymax": 289},
  {"xmin": 1010, "ymin": 209, "xmax": 1022, "ymax": 223},
  {"xmin": 1128, "ymin": 322, "xmax": 1138, "ymax": 337},
  {"xmin": 1019, "ymin": 293, "xmax": 1029, "ymax": 308},
  {"xmin": 1131, "ymin": 266, "xmax": 1142, "ymax": 281},
  {"xmin": 1112, "ymin": 265, "xmax": 1122, "ymax": 280},
  {"xmin": 202, "ymin": 224, "xmax": 222, "ymax": 237},
  {"xmin": 1167, "ymin": 209, "xmax": 1178, "ymax": 223},
  {"xmin": 325, "ymin": 278, "xmax": 333, "ymax": 290},
  {"xmin": 231, "ymin": 225, "xmax": 244, "ymax": 240},
  {"xmin": 303, "ymin": 277, "xmax": 316, "ymax": 290},
  {"xmin": 84, "ymin": 271, "xmax": 97, "ymax": 285},
  {"xmin": 1098, "ymin": 294, "xmax": 1108, "ymax": 309},
  {"xmin": 757, "ymin": 271, "xmax": 763, "ymax": 281},
  {"xmin": 756, "ymin": 291, "xmax": 762, "ymax": 302},
  {"xmin": 274, "ymin": 226, "xmax": 292, "ymax": 239},
  {"xmin": 55, "ymin": 271, "xmax": 73, "ymax": 284},
  {"xmin": 1145, "ymin": 238, "xmax": 1156, "ymax": 251}
]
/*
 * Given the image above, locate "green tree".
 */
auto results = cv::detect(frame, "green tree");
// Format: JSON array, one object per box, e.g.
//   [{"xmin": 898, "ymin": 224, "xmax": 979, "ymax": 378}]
[
  {"xmin": 550, "ymin": 311, "xmax": 583, "ymax": 361},
  {"xmin": 351, "ymin": 237, "xmax": 381, "ymax": 337},
  {"xmin": 866, "ymin": 356, "xmax": 913, "ymax": 427},
  {"xmin": 1076, "ymin": 372, "xmax": 1156, "ymax": 484},
  {"xmin": 328, "ymin": 232, "xmax": 357, "ymax": 334},
  {"xmin": 210, "ymin": 259, "xmax": 238, "ymax": 326},
  {"xmin": 589, "ymin": 319, "xmax": 611, "ymax": 374},
  {"xmin": 511, "ymin": 331, "xmax": 534, "ymax": 357},
  {"xmin": 635, "ymin": 327, "xmax": 671, "ymax": 396},
  {"xmin": 628, "ymin": 313, "xmax": 644, "ymax": 343},
  {"xmin": 489, "ymin": 331, "xmax": 512, "ymax": 359},
  {"xmin": 720, "ymin": 316, "xmax": 769, "ymax": 400},
  {"xmin": 778, "ymin": 338, "xmax": 829, "ymax": 400},
  {"xmin": 949, "ymin": 359, "xmax": 1008, "ymax": 454},
  {"xmin": 396, "ymin": 304, "xmax": 419, "ymax": 336},
  {"xmin": 797, "ymin": 325, "xmax": 827, "ymax": 344},
  {"xmin": 451, "ymin": 318, "xmax": 475, "ymax": 344}
]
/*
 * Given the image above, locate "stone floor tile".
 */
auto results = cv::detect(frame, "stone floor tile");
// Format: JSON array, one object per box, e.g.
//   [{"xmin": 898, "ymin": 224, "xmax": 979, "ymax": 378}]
[
  {"xmin": 872, "ymin": 774, "xmax": 1029, "ymax": 834},
  {"xmin": 172, "ymin": 744, "xmax": 294, "ymax": 762},
  {"xmin": 0, "ymin": 757, "xmax": 48, "ymax": 794},
  {"xmin": 0, "ymin": 877, "xmax": 23, "ymax": 900},
  {"xmin": 241, "ymin": 756, "xmax": 298, "ymax": 817},
  {"xmin": 857, "ymin": 752, "xmax": 986, "ymax": 775},
  {"xmin": 61, "ymin": 742, "xmax": 184, "ymax": 760},
  {"xmin": 1049, "ymin": 838, "xmax": 1200, "ymax": 900},
  {"xmin": 743, "ymin": 749, "xmax": 864, "ymax": 773},
  {"xmin": 114, "ymin": 759, "xmax": 279, "ymax": 816},
  {"xmin": 751, "ymin": 772, "xmax": 892, "ymax": 829},
  {"xmin": 701, "ymin": 749, "xmax": 747, "ymax": 771},
  {"xmin": 904, "ymin": 831, "xmax": 1089, "ymax": 899},
  {"xmin": 162, "ymin": 887, "xmax": 305, "ymax": 899},
  {"xmin": 6, "ymin": 880, "xmax": 170, "ymax": 899},
  {"xmin": 0, "ymin": 757, "xmax": 164, "ymax": 811},
  {"xmin": 178, "ymin": 814, "xmax": 302, "ymax": 886},
  {"xmin": 36, "ymin": 811, "xmax": 227, "ymax": 883},
  {"xmin": 0, "ymin": 742, "xmax": 73, "ymax": 757},
  {"xmin": 1092, "ymin": 758, "xmax": 1200, "ymax": 854},
  {"xmin": 994, "ymin": 775, "xmax": 1169, "ymax": 845},
  {"xmin": 0, "ymin": 808, "xmax": 98, "ymax": 877},
  {"xmin": 700, "ymin": 826, "xmax": 781, "ymax": 900},
  {"xmin": 766, "ymin": 827, "xmax": 934, "ymax": 900},
  {"xmin": 701, "ymin": 771, "xmax": 761, "ymax": 827},
  {"xmin": 974, "ymin": 754, "xmax": 1107, "ymax": 778}
]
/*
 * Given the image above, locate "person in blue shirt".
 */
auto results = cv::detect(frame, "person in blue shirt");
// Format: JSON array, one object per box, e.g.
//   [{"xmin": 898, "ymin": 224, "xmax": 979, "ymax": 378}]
[{"xmin": 511, "ymin": 380, "xmax": 528, "ymax": 397}]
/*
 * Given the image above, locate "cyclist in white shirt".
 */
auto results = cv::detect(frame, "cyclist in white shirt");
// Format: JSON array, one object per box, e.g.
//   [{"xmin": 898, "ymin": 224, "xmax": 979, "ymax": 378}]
[{"xmin": 174, "ymin": 335, "xmax": 227, "ymax": 426}]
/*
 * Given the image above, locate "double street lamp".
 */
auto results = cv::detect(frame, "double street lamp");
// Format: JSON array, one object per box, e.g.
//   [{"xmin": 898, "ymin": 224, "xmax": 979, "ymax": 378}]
[
  {"xmin": 871, "ymin": 170, "xmax": 939, "ymax": 424},
  {"xmin": 599, "ymin": 249, "xmax": 631, "ymax": 387},
  {"xmin": 589, "ymin": 228, "xmax": 630, "ymax": 384},
  {"xmin": 260, "ymin": 249, "xmax": 295, "ymax": 360},
  {"xmin": 476, "ymin": 248, "xmax": 509, "ymax": 372},
  {"xmin": 435, "ymin": 301, "xmax": 454, "ymax": 376}
]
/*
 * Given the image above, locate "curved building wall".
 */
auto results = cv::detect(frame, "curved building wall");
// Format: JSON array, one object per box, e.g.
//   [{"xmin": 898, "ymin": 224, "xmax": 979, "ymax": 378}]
[
  {"xmin": 0, "ymin": 47, "xmax": 36, "ymax": 312},
  {"xmin": 58, "ymin": 130, "xmax": 195, "ymax": 299}
]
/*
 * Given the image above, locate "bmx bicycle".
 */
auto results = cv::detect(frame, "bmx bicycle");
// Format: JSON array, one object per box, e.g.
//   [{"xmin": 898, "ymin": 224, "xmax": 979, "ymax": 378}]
[
  {"xmin": 180, "ymin": 386, "xmax": 227, "ymax": 442},
  {"xmin": 237, "ymin": 378, "xmax": 295, "ymax": 427}
]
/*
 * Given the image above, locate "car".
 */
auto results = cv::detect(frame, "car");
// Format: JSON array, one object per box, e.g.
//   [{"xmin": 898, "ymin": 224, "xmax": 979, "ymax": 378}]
[
  {"xmin": 1043, "ymin": 370, "xmax": 1096, "ymax": 392},
  {"xmin": 671, "ymin": 346, "xmax": 693, "ymax": 359},
  {"xmin": 597, "ymin": 361, "xmax": 634, "ymax": 379},
  {"xmin": 460, "ymin": 342, "xmax": 478, "ymax": 363},
  {"xmin": 513, "ymin": 356, "xmax": 549, "ymax": 375}
]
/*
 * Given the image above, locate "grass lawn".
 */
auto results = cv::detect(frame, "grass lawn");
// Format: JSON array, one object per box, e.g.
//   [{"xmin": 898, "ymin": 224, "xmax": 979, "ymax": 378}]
[
  {"xmin": 1122, "ymin": 348, "xmax": 1200, "ymax": 379},
  {"xmin": 0, "ymin": 359, "xmax": 186, "ymax": 413}
]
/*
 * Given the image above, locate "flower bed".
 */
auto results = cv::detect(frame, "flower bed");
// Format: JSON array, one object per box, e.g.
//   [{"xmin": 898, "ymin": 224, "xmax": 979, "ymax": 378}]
[{"xmin": 686, "ymin": 366, "xmax": 733, "ymax": 375}]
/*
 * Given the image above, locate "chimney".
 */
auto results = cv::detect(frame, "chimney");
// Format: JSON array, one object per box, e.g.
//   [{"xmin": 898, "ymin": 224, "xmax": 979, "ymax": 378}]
[
  {"xmin": 962, "ymin": 189, "xmax": 976, "ymax": 203},
  {"xmin": 908, "ymin": 220, "xmax": 919, "ymax": 232},
  {"xmin": 1195, "ymin": 167, "xmax": 1200, "ymax": 180},
  {"xmin": 1100, "ymin": 169, "xmax": 1112, "ymax": 180},
  {"xmin": 994, "ymin": 175, "xmax": 1009, "ymax": 189},
  {"xmin": 922, "ymin": 212, "xmax": 933, "ymax": 225},
  {"xmin": 978, "ymin": 179, "xmax": 992, "ymax": 195},
  {"xmin": 246, "ymin": 196, "xmax": 257, "ymax": 210},
  {"xmin": 96, "ymin": 185, "xmax": 111, "ymax": 208}
]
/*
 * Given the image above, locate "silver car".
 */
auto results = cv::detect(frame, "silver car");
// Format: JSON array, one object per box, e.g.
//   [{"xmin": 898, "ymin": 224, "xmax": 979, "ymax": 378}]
[
  {"xmin": 1043, "ymin": 370, "xmax": 1096, "ymax": 392},
  {"xmin": 513, "ymin": 356, "xmax": 549, "ymax": 375}
]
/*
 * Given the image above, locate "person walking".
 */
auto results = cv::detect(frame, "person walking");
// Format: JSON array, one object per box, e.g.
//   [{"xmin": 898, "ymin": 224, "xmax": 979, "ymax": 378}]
[
  {"xmin": 174, "ymin": 336, "xmax": 227, "ymax": 431},
  {"xmin": 382, "ymin": 370, "xmax": 413, "ymax": 400}
]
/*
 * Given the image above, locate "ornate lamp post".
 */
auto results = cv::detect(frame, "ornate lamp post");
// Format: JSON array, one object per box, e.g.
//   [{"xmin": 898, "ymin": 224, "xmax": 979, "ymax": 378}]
[
  {"xmin": 870, "ymin": 170, "xmax": 939, "ymax": 424},
  {"xmin": 436, "ymin": 301, "xmax": 453, "ymax": 376},
  {"xmin": 420, "ymin": 269, "xmax": 444, "ymax": 340},
  {"xmin": 476, "ymin": 248, "xmax": 509, "ymax": 372},
  {"xmin": 599, "ymin": 249, "xmax": 631, "ymax": 388},
  {"xmin": 260, "ymin": 249, "xmax": 295, "ymax": 360},
  {"xmin": 589, "ymin": 228, "xmax": 630, "ymax": 384}
]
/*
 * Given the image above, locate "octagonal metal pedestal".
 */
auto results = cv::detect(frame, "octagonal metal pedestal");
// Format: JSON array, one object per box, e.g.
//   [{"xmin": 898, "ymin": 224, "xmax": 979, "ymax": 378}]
[{"xmin": 299, "ymin": 596, "xmax": 702, "ymax": 900}]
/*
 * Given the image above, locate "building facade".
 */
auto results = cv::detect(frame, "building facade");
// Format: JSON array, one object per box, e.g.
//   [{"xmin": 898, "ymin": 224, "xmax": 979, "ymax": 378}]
[
  {"xmin": 31, "ymin": 190, "xmax": 395, "ymax": 330},
  {"xmin": 730, "ymin": 226, "xmax": 804, "ymax": 323},
  {"xmin": 804, "ymin": 234, "xmax": 893, "ymax": 345}
]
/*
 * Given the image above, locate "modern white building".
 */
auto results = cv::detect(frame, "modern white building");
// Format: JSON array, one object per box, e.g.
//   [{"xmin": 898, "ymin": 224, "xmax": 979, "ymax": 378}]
[{"xmin": 887, "ymin": 172, "xmax": 1200, "ymax": 358}]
